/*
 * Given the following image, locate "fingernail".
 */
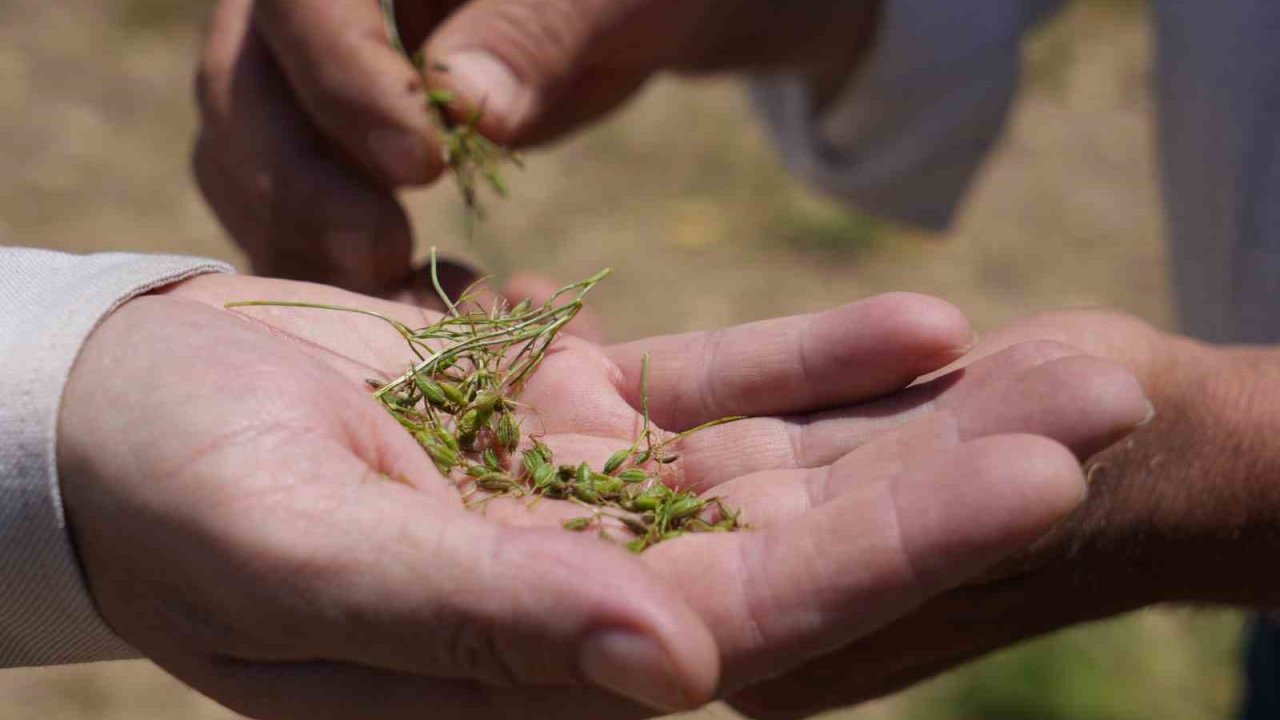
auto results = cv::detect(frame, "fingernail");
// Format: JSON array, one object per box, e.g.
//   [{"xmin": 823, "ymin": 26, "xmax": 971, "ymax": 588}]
[
  {"xmin": 1136, "ymin": 399, "xmax": 1157, "ymax": 427},
  {"xmin": 579, "ymin": 630, "xmax": 693, "ymax": 712},
  {"xmin": 959, "ymin": 331, "xmax": 980, "ymax": 355},
  {"xmin": 367, "ymin": 128, "xmax": 431, "ymax": 185},
  {"xmin": 442, "ymin": 51, "xmax": 523, "ymax": 134}
]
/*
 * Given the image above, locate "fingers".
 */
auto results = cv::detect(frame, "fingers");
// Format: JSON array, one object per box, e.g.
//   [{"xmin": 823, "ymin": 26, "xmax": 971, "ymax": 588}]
[
  {"xmin": 423, "ymin": 0, "xmax": 665, "ymax": 143},
  {"xmin": 677, "ymin": 341, "xmax": 1151, "ymax": 489},
  {"xmin": 174, "ymin": 658, "xmax": 650, "ymax": 720},
  {"xmin": 728, "ymin": 565, "xmax": 1105, "ymax": 720},
  {"xmin": 195, "ymin": 0, "xmax": 415, "ymax": 296},
  {"xmin": 253, "ymin": 0, "xmax": 442, "ymax": 185},
  {"xmin": 646, "ymin": 434, "xmax": 1086, "ymax": 689},
  {"xmin": 608, "ymin": 293, "xmax": 974, "ymax": 431},
  {"xmin": 140, "ymin": 423, "xmax": 718, "ymax": 712}
]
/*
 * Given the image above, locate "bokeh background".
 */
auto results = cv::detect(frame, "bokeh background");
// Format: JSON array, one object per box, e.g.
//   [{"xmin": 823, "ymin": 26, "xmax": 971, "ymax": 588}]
[{"xmin": 0, "ymin": 0, "xmax": 1248, "ymax": 717}]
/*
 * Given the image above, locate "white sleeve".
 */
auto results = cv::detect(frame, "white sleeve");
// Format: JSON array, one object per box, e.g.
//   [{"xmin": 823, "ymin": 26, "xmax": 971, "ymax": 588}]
[
  {"xmin": 750, "ymin": 0, "xmax": 1062, "ymax": 230},
  {"xmin": 0, "ymin": 248, "xmax": 233, "ymax": 668}
]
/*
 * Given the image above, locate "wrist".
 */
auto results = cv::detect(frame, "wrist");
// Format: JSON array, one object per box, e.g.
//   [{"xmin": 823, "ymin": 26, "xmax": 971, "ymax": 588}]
[{"xmin": 1080, "ymin": 337, "xmax": 1280, "ymax": 608}]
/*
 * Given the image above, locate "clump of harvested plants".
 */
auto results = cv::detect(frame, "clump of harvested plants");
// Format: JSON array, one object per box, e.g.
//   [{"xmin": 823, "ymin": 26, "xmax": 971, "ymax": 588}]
[{"xmin": 228, "ymin": 254, "xmax": 745, "ymax": 551}]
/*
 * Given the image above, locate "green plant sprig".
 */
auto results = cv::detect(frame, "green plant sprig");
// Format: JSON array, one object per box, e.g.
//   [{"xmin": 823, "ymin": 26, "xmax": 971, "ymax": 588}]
[
  {"xmin": 229, "ymin": 254, "xmax": 746, "ymax": 551},
  {"xmin": 381, "ymin": 0, "xmax": 521, "ymax": 278}
]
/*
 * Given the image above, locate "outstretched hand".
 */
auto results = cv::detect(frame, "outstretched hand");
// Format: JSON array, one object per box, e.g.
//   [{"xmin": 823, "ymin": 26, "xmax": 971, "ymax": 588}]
[
  {"xmin": 728, "ymin": 310, "xmax": 1280, "ymax": 720},
  {"xmin": 58, "ymin": 276, "xmax": 1149, "ymax": 719}
]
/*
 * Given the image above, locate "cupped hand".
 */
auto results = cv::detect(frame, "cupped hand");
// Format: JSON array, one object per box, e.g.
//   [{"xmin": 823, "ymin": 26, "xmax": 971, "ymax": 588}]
[
  {"xmin": 728, "ymin": 310, "xmax": 1280, "ymax": 720},
  {"xmin": 57, "ymin": 275, "xmax": 721, "ymax": 719},
  {"xmin": 111, "ymin": 275, "xmax": 1150, "ymax": 719},
  {"xmin": 194, "ymin": 0, "xmax": 879, "ymax": 295}
]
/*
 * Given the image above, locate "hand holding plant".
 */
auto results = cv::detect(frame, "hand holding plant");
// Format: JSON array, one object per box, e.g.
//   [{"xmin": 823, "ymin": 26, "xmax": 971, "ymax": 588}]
[{"xmin": 57, "ymin": 273, "xmax": 1149, "ymax": 719}]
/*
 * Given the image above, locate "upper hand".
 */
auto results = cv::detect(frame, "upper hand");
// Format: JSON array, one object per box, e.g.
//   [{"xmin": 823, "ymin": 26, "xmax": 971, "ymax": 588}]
[{"xmin": 193, "ymin": 0, "xmax": 879, "ymax": 295}]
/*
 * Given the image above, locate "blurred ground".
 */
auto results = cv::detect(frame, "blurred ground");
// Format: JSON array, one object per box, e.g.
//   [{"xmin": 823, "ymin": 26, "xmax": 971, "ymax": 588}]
[{"xmin": 0, "ymin": 0, "xmax": 1247, "ymax": 718}]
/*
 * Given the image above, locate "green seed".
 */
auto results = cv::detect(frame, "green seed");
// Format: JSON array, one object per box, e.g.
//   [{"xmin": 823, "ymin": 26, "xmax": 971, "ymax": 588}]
[
  {"xmin": 427, "ymin": 89, "xmax": 456, "ymax": 106},
  {"xmin": 666, "ymin": 496, "xmax": 703, "ymax": 520},
  {"xmin": 532, "ymin": 463, "xmax": 557, "ymax": 489},
  {"xmin": 618, "ymin": 469, "xmax": 649, "ymax": 484},
  {"xmin": 482, "ymin": 449, "xmax": 502, "ymax": 472},
  {"xmin": 440, "ymin": 382, "xmax": 467, "ymax": 407},
  {"xmin": 563, "ymin": 517, "xmax": 593, "ymax": 532},
  {"xmin": 472, "ymin": 390, "xmax": 502, "ymax": 413},
  {"xmin": 593, "ymin": 475, "xmax": 624, "ymax": 496},
  {"xmin": 426, "ymin": 443, "xmax": 460, "ymax": 470},
  {"xmin": 603, "ymin": 449, "xmax": 630, "ymax": 475},
  {"xmin": 522, "ymin": 449, "xmax": 546, "ymax": 477},
  {"xmin": 456, "ymin": 409, "xmax": 481, "ymax": 438},
  {"xmin": 575, "ymin": 462, "xmax": 592, "ymax": 486},
  {"xmin": 633, "ymin": 493, "xmax": 662, "ymax": 512},
  {"xmin": 496, "ymin": 412, "xmax": 520, "ymax": 452},
  {"xmin": 476, "ymin": 476, "xmax": 515, "ymax": 493},
  {"xmin": 414, "ymin": 375, "xmax": 448, "ymax": 406}
]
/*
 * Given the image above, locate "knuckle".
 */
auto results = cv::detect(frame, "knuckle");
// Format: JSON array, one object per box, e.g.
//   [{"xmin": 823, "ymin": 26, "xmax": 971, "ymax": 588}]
[
  {"xmin": 458, "ymin": 0, "xmax": 603, "ymax": 82},
  {"xmin": 434, "ymin": 614, "xmax": 523, "ymax": 686},
  {"xmin": 997, "ymin": 340, "xmax": 1085, "ymax": 372}
]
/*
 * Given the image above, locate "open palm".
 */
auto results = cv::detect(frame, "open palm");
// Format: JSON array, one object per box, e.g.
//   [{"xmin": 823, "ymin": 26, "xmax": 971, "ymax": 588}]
[{"xmin": 126, "ymin": 273, "xmax": 1149, "ymax": 715}]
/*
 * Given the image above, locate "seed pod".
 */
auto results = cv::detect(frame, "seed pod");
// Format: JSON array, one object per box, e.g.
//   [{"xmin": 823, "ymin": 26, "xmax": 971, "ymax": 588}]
[
  {"xmin": 426, "ymin": 443, "xmax": 460, "ymax": 471},
  {"xmin": 440, "ymin": 381, "xmax": 467, "ymax": 407},
  {"xmin": 563, "ymin": 517, "xmax": 593, "ymax": 532},
  {"xmin": 667, "ymin": 496, "xmax": 703, "ymax": 520},
  {"xmin": 476, "ymin": 473, "xmax": 515, "ymax": 492},
  {"xmin": 414, "ymin": 375, "xmax": 448, "ymax": 407},
  {"xmin": 593, "ymin": 475, "xmax": 624, "ymax": 496},
  {"xmin": 626, "ymin": 538, "xmax": 650, "ymax": 554},
  {"xmin": 510, "ymin": 299, "xmax": 532, "ymax": 316},
  {"xmin": 389, "ymin": 392, "xmax": 416, "ymax": 409},
  {"xmin": 658, "ymin": 454, "xmax": 680, "ymax": 464},
  {"xmin": 532, "ymin": 463, "xmax": 557, "ymax": 489},
  {"xmin": 603, "ymin": 449, "xmax": 630, "ymax": 475},
  {"xmin": 632, "ymin": 493, "xmax": 662, "ymax": 512},
  {"xmin": 534, "ymin": 440, "xmax": 554, "ymax": 464},
  {"xmin": 464, "ymin": 465, "xmax": 488, "ymax": 478},
  {"xmin": 496, "ymin": 412, "xmax": 520, "ymax": 452},
  {"xmin": 456, "ymin": 409, "xmax": 482, "ymax": 438},
  {"xmin": 482, "ymin": 449, "xmax": 502, "ymax": 472},
  {"xmin": 618, "ymin": 469, "xmax": 649, "ymax": 484},
  {"xmin": 634, "ymin": 450, "xmax": 652, "ymax": 464},
  {"xmin": 573, "ymin": 485, "xmax": 600, "ymax": 503},
  {"xmin": 619, "ymin": 515, "xmax": 652, "ymax": 535},
  {"xmin": 522, "ymin": 449, "xmax": 546, "ymax": 477},
  {"xmin": 433, "ymin": 427, "xmax": 460, "ymax": 453},
  {"xmin": 428, "ymin": 88, "xmax": 456, "ymax": 107},
  {"xmin": 472, "ymin": 390, "xmax": 502, "ymax": 414}
]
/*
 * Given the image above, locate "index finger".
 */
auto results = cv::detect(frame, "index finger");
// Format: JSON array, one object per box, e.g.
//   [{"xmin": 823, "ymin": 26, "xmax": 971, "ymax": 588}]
[{"xmin": 607, "ymin": 293, "xmax": 973, "ymax": 430}]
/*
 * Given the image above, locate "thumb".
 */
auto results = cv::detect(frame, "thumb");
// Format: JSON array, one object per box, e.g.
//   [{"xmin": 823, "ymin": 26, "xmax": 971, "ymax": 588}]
[{"xmin": 423, "ymin": 0, "xmax": 659, "ymax": 143}]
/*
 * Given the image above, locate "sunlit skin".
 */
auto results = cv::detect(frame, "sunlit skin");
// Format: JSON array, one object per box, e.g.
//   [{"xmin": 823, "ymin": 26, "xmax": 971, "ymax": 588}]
[{"xmin": 57, "ymin": 273, "xmax": 1147, "ymax": 719}]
